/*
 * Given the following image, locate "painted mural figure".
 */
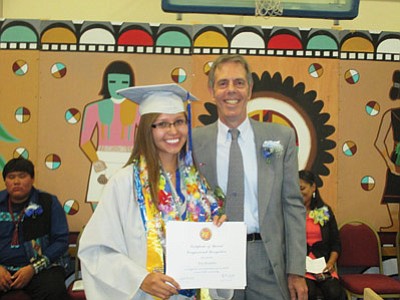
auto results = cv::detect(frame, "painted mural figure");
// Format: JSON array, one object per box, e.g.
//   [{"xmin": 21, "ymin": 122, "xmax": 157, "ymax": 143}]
[
  {"xmin": 374, "ymin": 70, "xmax": 400, "ymax": 205},
  {"xmin": 0, "ymin": 123, "xmax": 19, "ymax": 170},
  {"xmin": 79, "ymin": 61, "xmax": 139, "ymax": 207}
]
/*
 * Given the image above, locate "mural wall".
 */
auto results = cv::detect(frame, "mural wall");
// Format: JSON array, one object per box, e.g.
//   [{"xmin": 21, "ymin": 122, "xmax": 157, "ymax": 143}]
[{"xmin": 0, "ymin": 19, "xmax": 399, "ymax": 234}]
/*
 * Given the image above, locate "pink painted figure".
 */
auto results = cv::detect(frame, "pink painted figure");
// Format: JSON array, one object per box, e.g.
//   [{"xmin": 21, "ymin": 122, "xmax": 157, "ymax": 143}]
[{"xmin": 79, "ymin": 61, "xmax": 140, "ymax": 207}]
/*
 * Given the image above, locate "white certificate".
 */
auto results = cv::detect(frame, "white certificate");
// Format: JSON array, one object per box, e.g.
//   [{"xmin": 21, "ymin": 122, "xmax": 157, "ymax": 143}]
[{"xmin": 166, "ymin": 221, "xmax": 246, "ymax": 289}]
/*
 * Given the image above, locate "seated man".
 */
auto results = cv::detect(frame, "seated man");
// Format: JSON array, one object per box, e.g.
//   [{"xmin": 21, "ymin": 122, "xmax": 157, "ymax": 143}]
[{"xmin": 0, "ymin": 158, "xmax": 70, "ymax": 300}]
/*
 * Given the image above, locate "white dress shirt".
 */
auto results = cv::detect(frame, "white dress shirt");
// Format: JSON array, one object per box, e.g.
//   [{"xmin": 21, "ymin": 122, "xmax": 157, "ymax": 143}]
[{"xmin": 217, "ymin": 118, "xmax": 259, "ymax": 234}]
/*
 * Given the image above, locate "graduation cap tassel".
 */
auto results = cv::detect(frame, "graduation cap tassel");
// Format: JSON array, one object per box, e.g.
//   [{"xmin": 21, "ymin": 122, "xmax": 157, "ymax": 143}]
[{"xmin": 185, "ymin": 92, "xmax": 193, "ymax": 167}]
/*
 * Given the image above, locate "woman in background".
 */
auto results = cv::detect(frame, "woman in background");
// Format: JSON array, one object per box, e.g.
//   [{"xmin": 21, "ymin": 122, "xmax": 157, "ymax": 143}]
[{"xmin": 299, "ymin": 170, "xmax": 345, "ymax": 300}]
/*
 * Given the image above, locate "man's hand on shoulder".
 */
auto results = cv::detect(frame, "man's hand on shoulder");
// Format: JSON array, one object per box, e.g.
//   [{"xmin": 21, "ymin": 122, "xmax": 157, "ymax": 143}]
[
  {"xmin": 288, "ymin": 273, "xmax": 308, "ymax": 300},
  {"xmin": 10, "ymin": 265, "xmax": 35, "ymax": 289}
]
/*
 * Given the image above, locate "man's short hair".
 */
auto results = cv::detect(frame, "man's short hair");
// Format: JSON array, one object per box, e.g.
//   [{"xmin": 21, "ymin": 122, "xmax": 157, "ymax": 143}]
[
  {"xmin": 2, "ymin": 158, "xmax": 35, "ymax": 180},
  {"xmin": 208, "ymin": 54, "xmax": 253, "ymax": 89}
]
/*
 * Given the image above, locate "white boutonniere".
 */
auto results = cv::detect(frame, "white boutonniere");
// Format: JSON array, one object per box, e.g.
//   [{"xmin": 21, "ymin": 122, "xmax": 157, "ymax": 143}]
[
  {"xmin": 262, "ymin": 140, "xmax": 283, "ymax": 163},
  {"xmin": 25, "ymin": 203, "xmax": 43, "ymax": 218}
]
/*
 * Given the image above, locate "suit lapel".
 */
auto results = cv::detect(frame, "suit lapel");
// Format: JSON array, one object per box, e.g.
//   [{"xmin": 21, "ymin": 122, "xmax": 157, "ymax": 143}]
[
  {"xmin": 251, "ymin": 120, "xmax": 274, "ymax": 224},
  {"xmin": 196, "ymin": 123, "xmax": 218, "ymax": 189}
]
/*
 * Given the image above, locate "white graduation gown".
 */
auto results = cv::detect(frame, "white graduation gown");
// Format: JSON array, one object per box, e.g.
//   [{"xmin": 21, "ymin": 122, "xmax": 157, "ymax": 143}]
[{"xmin": 78, "ymin": 165, "xmax": 232, "ymax": 300}]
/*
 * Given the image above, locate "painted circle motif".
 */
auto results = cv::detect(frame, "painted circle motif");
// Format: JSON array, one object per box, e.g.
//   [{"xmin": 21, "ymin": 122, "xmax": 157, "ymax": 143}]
[
  {"xmin": 203, "ymin": 61, "xmax": 213, "ymax": 75},
  {"xmin": 63, "ymin": 199, "xmax": 79, "ymax": 215},
  {"xmin": 13, "ymin": 147, "xmax": 29, "ymax": 159},
  {"xmin": 308, "ymin": 63, "xmax": 323, "ymax": 78},
  {"xmin": 51, "ymin": 62, "xmax": 67, "ymax": 78},
  {"xmin": 199, "ymin": 227, "xmax": 212, "ymax": 241},
  {"xmin": 13, "ymin": 60, "xmax": 28, "ymax": 76},
  {"xmin": 65, "ymin": 108, "xmax": 81, "ymax": 124},
  {"xmin": 344, "ymin": 69, "xmax": 360, "ymax": 84},
  {"xmin": 15, "ymin": 107, "xmax": 31, "ymax": 123},
  {"xmin": 342, "ymin": 141, "xmax": 357, "ymax": 156},
  {"xmin": 361, "ymin": 176, "xmax": 375, "ymax": 191},
  {"xmin": 171, "ymin": 67, "xmax": 187, "ymax": 83},
  {"xmin": 365, "ymin": 101, "xmax": 380, "ymax": 116},
  {"xmin": 45, "ymin": 154, "xmax": 61, "ymax": 170}
]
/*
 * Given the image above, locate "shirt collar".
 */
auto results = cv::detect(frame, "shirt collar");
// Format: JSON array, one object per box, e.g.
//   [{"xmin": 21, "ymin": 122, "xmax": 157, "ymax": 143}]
[{"xmin": 217, "ymin": 117, "xmax": 251, "ymax": 141}]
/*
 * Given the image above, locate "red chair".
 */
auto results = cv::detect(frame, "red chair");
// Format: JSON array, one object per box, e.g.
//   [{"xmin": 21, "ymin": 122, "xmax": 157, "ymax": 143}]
[
  {"xmin": 67, "ymin": 227, "xmax": 86, "ymax": 300},
  {"xmin": 337, "ymin": 220, "xmax": 400, "ymax": 299}
]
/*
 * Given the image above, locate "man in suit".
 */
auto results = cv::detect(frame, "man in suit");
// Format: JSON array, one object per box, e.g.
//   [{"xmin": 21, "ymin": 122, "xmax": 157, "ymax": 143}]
[{"xmin": 193, "ymin": 54, "xmax": 308, "ymax": 300}]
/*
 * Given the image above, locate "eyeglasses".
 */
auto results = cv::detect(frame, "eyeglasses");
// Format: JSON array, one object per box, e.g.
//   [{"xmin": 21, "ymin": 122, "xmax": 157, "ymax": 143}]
[{"xmin": 151, "ymin": 119, "xmax": 187, "ymax": 130}]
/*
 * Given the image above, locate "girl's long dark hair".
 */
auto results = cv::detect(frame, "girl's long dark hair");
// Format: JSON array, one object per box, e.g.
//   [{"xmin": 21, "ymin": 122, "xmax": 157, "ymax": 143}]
[{"xmin": 126, "ymin": 113, "xmax": 187, "ymax": 203}]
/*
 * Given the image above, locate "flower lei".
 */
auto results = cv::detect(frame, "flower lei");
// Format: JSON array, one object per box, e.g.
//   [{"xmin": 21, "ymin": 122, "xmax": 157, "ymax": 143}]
[
  {"xmin": 262, "ymin": 140, "xmax": 283, "ymax": 163},
  {"xmin": 309, "ymin": 205, "xmax": 330, "ymax": 226},
  {"xmin": 157, "ymin": 162, "xmax": 219, "ymax": 222},
  {"xmin": 133, "ymin": 156, "xmax": 220, "ymax": 299},
  {"xmin": 213, "ymin": 186, "xmax": 226, "ymax": 215}
]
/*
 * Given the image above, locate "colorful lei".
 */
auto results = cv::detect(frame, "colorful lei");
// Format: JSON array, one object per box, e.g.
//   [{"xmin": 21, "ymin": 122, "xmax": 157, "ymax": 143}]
[
  {"xmin": 157, "ymin": 161, "xmax": 219, "ymax": 222},
  {"xmin": 213, "ymin": 186, "xmax": 226, "ymax": 215},
  {"xmin": 133, "ymin": 155, "xmax": 220, "ymax": 299}
]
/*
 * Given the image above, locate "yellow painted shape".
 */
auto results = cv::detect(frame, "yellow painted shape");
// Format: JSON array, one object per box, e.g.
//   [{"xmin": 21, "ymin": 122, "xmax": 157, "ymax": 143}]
[
  {"xmin": 194, "ymin": 31, "xmax": 228, "ymax": 48},
  {"xmin": 341, "ymin": 37, "xmax": 374, "ymax": 52},
  {"xmin": 41, "ymin": 27, "xmax": 77, "ymax": 44}
]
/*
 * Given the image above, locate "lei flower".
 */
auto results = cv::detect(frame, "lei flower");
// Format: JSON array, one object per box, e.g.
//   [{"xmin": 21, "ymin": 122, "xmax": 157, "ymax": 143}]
[
  {"xmin": 181, "ymin": 165, "xmax": 219, "ymax": 222},
  {"xmin": 25, "ymin": 203, "xmax": 43, "ymax": 218},
  {"xmin": 213, "ymin": 186, "xmax": 226, "ymax": 215},
  {"xmin": 309, "ymin": 205, "xmax": 330, "ymax": 226},
  {"xmin": 262, "ymin": 140, "xmax": 283, "ymax": 163}
]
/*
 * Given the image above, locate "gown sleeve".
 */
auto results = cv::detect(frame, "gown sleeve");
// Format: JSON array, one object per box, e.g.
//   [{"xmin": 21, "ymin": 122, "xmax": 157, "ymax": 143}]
[{"xmin": 78, "ymin": 166, "xmax": 150, "ymax": 300}]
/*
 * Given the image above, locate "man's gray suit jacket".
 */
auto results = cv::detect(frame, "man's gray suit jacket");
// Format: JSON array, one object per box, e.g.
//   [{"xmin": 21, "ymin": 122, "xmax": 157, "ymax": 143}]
[{"xmin": 192, "ymin": 118, "xmax": 307, "ymax": 298}]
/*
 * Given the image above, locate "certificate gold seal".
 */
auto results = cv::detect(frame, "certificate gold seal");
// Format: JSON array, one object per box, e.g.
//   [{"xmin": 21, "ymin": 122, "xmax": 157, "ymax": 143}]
[{"xmin": 199, "ymin": 227, "xmax": 212, "ymax": 241}]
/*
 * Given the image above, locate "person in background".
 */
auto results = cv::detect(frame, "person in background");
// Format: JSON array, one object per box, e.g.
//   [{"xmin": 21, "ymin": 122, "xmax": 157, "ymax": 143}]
[
  {"xmin": 192, "ymin": 54, "xmax": 307, "ymax": 299},
  {"xmin": 78, "ymin": 83, "xmax": 228, "ymax": 300},
  {"xmin": 299, "ymin": 170, "xmax": 345, "ymax": 300},
  {"xmin": 0, "ymin": 158, "xmax": 70, "ymax": 300}
]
